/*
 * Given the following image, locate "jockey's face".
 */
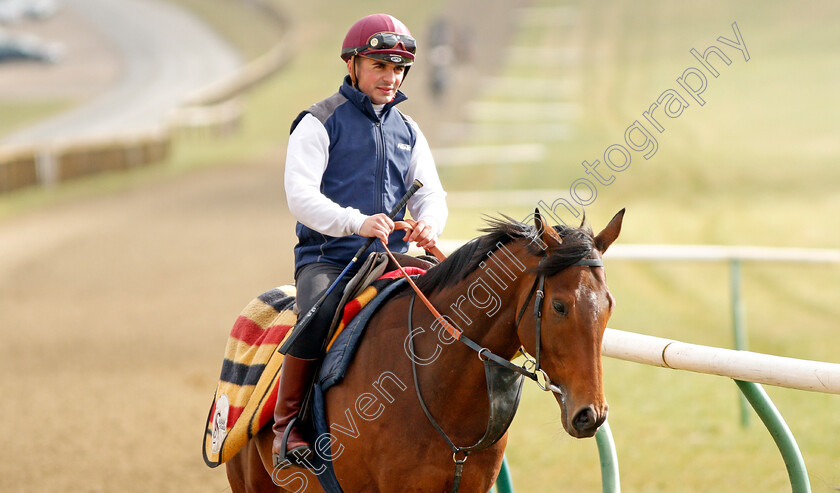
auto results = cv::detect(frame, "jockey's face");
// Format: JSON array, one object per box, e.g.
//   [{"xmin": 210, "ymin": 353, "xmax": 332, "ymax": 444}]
[{"xmin": 350, "ymin": 57, "xmax": 406, "ymax": 105}]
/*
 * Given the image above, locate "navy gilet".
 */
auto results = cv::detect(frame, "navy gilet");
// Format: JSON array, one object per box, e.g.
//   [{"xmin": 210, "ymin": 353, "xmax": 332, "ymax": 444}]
[{"xmin": 290, "ymin": 76, "xmax": 417, "ymax": 274}]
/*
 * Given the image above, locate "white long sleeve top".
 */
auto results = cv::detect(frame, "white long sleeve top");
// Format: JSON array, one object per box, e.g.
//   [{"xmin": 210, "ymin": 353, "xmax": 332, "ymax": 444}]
[{"xmin": 284, "ymin": 111, "xmax": 448, "ymax": 239}]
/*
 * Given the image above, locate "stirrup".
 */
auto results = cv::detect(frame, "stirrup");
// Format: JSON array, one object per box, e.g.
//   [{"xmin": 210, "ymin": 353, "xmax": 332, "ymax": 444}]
[{"xmin": 273, "ymin": 417, "xmax": 312, "ymax": 469}]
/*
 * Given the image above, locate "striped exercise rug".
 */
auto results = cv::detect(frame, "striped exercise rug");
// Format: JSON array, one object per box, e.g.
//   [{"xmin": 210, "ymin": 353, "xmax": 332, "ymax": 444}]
[{"xmin": 202, "ymin": 285, "xmax": 297, "ymax": 467}]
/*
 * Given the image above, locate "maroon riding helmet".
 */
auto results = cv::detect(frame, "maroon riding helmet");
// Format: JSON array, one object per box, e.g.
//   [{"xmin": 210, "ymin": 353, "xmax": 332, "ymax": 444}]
[{"xmin": 341, "ymin": 14, "xmax": 416, "ymax": 85}]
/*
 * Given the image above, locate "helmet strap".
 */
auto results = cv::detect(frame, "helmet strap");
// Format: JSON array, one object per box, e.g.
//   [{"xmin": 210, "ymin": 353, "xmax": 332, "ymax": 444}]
[{"xmin": 348, "ymin": 57, "xmax": 359, "ymax": 89}]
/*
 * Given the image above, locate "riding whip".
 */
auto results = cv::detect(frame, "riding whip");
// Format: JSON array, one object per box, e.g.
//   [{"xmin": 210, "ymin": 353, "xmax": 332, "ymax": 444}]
[{"xmin": 278, "ymin": 179, "xmax": 423, "ymax": 354}]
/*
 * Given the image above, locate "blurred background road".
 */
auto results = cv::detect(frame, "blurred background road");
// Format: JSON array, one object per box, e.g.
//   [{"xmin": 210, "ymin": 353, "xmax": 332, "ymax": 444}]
[{"xmin": 0, "ymin": 0, "xmax": 240, "ymax": 146}]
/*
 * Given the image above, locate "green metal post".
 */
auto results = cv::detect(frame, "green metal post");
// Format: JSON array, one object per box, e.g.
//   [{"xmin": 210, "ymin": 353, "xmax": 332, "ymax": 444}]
[
  {"xmin": 595, "ymin": 421, "xmax": 620, "ymax": 493},
  {"xmin": 491, "ymin": 454, "xmax": 515, "ymax": 493},
  {"xmin": 734, "ymin": 380, "xmax": 811, "ymax": 493},
  {"xmin": 730, "ymin": 259, "xmax": 750, "ymax": 427}
]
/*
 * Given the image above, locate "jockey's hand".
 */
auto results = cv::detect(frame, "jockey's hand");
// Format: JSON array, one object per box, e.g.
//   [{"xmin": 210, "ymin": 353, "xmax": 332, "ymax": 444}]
[
  {"xmin": 359, "ymin": 214, "xmax": 395, "ymax": 245},
  {"xmin": 403, "ymin": 219, "xmax": 436, "ymax": 250}
]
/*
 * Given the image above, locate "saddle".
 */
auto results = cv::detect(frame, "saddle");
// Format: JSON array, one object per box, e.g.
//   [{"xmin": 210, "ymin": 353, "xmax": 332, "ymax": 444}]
[
  {"xmin": 323, "ymin": 250, "xmax": 437, "ymax": 348},
  {"xmin": 322, "ymin": 217, "xmax": 444, "ymax": 338}
]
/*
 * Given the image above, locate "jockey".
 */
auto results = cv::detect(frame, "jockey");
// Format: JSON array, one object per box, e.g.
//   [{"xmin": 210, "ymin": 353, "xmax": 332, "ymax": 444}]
[{"xmin": 273, "ymin": 13, "xmax": 448, "ymax": 467}]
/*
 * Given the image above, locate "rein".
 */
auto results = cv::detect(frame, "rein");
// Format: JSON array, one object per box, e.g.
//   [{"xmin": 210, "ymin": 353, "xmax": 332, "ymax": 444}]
[{"xmin": 380, "ymin": 241, "xmax": 603, "ymax": 492}]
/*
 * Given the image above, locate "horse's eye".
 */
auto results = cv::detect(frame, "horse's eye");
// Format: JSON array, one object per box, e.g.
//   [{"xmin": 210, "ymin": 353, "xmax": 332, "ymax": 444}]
[{"xmin": 552, "ymin": 301, "xmax": 566, "ymax": 315}]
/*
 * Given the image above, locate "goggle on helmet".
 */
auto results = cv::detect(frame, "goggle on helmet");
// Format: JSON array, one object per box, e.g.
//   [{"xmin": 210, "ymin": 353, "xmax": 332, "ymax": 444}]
[{"xmin": 341, "ymin": 14, "xmax": 416, "ymax": 66}]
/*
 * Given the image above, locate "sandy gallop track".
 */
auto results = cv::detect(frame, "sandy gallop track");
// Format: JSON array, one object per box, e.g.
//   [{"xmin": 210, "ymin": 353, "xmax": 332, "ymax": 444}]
[{"xmin": 0, "ymin": 156, "xmax": 297, "ymax": 491}]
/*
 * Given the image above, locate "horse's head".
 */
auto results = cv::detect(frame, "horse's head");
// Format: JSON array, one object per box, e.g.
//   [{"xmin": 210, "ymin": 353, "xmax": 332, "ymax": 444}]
[
  {"xmin": 411, "ymin": 208, "xmax": 624, "ymax": 437},
  {"xmin": 515, "ymin": 209, "xmax": 624, "ymax": 438}
]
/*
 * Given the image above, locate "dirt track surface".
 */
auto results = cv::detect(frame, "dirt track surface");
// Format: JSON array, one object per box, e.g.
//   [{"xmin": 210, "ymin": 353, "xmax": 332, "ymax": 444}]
[
  {"xmin": 0, "ymin": 155, "xmax": 297, "ymax": 491},
  {"xmin": 0, "ymin": 0, "xmax": 527, "ymax": 490}
]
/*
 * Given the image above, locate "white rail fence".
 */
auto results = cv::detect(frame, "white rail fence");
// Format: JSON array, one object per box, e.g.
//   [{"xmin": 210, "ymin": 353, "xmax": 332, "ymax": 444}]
[
  {"xmin": 595, "ymin": 328, "xmax": 840, "ymax": 493},
  {"xmin": 601, "ymin": 328, "xmax": 840, "ymax": 394}
]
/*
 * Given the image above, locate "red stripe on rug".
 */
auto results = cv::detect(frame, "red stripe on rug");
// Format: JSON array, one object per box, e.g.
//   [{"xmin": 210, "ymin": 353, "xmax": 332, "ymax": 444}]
[
  {"xmin": 257, "ymin": 379, "xmax": 280, "ymax": 431},
  {"xmin": 228, "ymin": 404, "xmax": 245, "ymax": 428},
  {"xmin": 208, "ymin": 400, "xmax": 247, "ymax": 430},
  {"xmin": 231, "ymin": 316, "xmax": 294, "ymax": 346},
  {"xmin": 263, "ymin": 325, "xmax": 294, "ymax": 345},
  {"xmin": 230, "ymin": 316, "xmax": 267, "ymax": 345}
]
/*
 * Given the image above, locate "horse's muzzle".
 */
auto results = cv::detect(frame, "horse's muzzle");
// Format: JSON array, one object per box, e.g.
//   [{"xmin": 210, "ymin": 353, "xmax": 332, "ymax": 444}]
[{"xmin": 570, "ymin": 404, "xmax": 608, "ymax": 438}]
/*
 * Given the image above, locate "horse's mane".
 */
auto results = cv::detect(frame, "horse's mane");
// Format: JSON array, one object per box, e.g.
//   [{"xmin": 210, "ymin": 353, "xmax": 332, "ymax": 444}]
[{"xmin": 413, "ymin": 215, "xmax": 594, "ymax": 295}]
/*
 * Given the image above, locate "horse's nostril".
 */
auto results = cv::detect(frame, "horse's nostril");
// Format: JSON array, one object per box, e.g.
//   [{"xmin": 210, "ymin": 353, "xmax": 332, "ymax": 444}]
[{"xmin": 572, "ymin": 406, "xmax": 597, "ymax": 432}]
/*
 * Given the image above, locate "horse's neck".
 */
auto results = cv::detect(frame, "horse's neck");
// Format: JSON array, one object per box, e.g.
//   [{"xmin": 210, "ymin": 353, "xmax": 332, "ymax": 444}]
[
  {"xmin": 405, "ymin": 240, "xmax": 536, "ymax": 437},
  {"xmin": 417, "ymin": 240, "xmax": 537, "ymax": 381},
  {"xmin": 449, "ymin": 240, "xmax": 536, "ymax": 349}
]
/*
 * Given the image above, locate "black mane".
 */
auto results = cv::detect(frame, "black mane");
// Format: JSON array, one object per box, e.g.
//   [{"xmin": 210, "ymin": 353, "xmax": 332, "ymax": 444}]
[{"xmin": 413, "ymin": 215, "xmax": 595, "ymax": 294}]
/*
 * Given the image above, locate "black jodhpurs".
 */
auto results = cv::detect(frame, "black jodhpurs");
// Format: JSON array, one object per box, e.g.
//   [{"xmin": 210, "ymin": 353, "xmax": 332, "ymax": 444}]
[{"xmin": 287, "ymin": 262, "xmax": 354, "ymax": 359}]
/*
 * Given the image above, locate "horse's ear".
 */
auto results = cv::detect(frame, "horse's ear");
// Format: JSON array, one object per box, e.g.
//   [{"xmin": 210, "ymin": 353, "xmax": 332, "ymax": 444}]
[
  {"xmin": 533, "ymin": 208, "xmax": 562, "ymax": 247},
  {"xmin": 533, "ymin": 208, "xmax": 543, "ymax": 233},
  {"xmin": 579, "ymin": 209, "xmax": 587, "ymax": 229},
  {"xmin": 594, "ymin": 209, "xmax": 625, "ymax": 253}
]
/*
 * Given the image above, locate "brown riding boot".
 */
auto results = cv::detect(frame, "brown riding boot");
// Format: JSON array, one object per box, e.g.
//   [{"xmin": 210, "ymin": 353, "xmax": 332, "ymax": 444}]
[{"xmin": 271, "ymin": 355, "xmax": 319, "ymax": 468}]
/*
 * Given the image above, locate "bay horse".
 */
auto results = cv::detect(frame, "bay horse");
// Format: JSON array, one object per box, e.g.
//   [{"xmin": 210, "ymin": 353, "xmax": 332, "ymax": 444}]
[{"xmin": 225, "ymin": 209, "xmax": 624, "ymax": 492}]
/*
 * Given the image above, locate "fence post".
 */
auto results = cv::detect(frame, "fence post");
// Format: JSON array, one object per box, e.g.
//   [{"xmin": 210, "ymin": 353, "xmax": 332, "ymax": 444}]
[
  {"xmin": 491, "ymin": 454, "xmax": 515, "ymax": 493},
  {"xmin": 734, "ymin": 380, "xmax": 810, "ymax": 493},
  {"xmin": 596, "ymin": 421, "xmax": 620, "ymax": 493},
  {"xmin": 35, "ymin": 148, "xmax": 58, "ymax": 186},
  {"xmin": 730, "ymin": 259, "xmax": 750, "ymax": 427}
]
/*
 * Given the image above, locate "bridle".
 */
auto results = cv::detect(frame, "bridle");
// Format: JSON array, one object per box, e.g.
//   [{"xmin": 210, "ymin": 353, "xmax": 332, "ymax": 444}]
[
  {"xmin": 383, "ymin": 243, "xmax": 603, "ymax": 492},
  {"xmin": 511, "ymin": 257, "xmax": 605, "ymax": 393}
]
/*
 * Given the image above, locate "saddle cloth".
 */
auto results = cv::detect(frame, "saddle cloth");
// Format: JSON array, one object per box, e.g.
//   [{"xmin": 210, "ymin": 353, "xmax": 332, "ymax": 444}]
[
  {"xmin": 202, "ymin": 285, "xmax": 297, "ymax": 467},
  {"xmin": 202, "ymin": 268, "xmax": 421, "ymax": 468}
]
